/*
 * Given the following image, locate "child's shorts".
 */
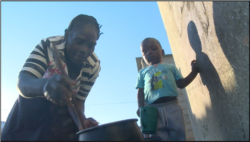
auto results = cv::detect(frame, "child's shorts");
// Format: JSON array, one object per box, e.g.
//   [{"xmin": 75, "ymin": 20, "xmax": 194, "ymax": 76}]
[{"xmin": 148, "ymin": 99, "xmax": 186, "ymax": 141}]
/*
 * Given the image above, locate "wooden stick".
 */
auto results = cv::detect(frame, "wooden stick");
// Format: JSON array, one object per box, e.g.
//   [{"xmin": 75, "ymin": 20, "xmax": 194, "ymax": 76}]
[{"xmin": 51, "ymin": 42, "xmax": 86, "ymax": 130}]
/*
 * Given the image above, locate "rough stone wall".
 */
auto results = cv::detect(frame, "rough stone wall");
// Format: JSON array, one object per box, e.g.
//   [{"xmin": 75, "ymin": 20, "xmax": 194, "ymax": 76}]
[{"xmin": 157, "ymin": 1, "xmax": 249, "ymax": 141}]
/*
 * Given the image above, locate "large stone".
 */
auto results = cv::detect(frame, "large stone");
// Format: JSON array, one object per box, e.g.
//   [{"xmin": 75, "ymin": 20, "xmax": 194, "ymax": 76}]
[{"xmin": 157, "ymin": 1, "xmax": 249, "ymax": 141}]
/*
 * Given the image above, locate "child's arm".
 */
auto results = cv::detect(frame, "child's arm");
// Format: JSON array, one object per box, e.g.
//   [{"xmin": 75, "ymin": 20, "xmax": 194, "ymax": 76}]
[
  {"xmin": 136, "ymin": 88, "xmax": 145, "ymax": 117},
  {"xmin": 176, "ymin": 60, "xmax": 199, "ymax": 89}
]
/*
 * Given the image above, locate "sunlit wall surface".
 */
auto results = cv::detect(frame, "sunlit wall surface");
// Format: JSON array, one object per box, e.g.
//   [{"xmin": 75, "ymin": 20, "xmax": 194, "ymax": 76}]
[{"xmin": 158, "ymin": 1, "xmax": 249, "ymax": 141}]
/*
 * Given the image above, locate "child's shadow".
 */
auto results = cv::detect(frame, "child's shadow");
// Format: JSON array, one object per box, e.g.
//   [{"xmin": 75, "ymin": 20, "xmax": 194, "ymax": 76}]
[
  {"xmin": 187, "ymin": 21, "xmax": 229, "ymax": 138},
  {"xmin": 187, "ymin": 21, "xmax": 225, "ymax": 100}
]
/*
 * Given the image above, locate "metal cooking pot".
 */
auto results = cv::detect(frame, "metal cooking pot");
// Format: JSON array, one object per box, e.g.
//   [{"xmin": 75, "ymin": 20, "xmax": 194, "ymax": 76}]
[{"xmin": 76, "ymin": 119, "xmax": 144, "ymax": 141}]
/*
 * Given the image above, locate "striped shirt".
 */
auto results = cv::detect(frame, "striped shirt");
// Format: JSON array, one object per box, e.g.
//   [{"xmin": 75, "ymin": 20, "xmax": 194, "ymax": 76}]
[{"xmin": 20, "ymin": 36, "xmax": 101, "ymax": 101}]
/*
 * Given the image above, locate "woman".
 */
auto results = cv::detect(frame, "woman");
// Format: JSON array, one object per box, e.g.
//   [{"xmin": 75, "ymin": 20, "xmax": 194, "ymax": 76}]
[{"xmin": 1, "ymin": 14, "xmax": 102, "ymax": 141}]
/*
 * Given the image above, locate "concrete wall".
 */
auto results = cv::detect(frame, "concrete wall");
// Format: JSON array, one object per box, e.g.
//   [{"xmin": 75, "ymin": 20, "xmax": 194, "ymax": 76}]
[
  {"xmin": 136, "ymin": 54, "xmax": 195, "ymax": 141},
  {"xmin": 157, "ymin": 1, "xmax": 249, "ymax": 141}
]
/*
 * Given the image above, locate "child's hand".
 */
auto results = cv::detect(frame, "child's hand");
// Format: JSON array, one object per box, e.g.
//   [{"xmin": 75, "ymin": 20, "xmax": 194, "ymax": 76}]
[
  {"xmin": 136, "ymin": 108, "xmax": 140, "ymax": 117},
  {"xmin": 191, "ymin": 60, "xmax": 199, "ymax": 73}
]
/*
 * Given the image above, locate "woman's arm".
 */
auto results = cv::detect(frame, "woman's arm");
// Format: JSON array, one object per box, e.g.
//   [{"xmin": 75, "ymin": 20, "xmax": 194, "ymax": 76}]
[
  {"xmin": 18, "ymin": 71, "xmax": 76, "ymax": 105},
  {"xmin": 17, "ymin": 71, "xmax": 48, "ymax": 98},
  {"xmin": 74, "ymin": 97, "xmax": 98, "ymax": 129}
]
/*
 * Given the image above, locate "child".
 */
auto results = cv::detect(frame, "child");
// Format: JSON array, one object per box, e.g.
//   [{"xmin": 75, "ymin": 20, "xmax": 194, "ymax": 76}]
[{"xmin": 136, "ymin": 38, "xmax": 199, "ymax": 141}]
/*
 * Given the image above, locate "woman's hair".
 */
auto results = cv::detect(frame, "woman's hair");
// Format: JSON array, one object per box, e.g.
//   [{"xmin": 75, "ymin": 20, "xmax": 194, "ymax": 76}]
[{"xmin": 68, "ymin": 14, "xmax": 103, "ymax": 40}]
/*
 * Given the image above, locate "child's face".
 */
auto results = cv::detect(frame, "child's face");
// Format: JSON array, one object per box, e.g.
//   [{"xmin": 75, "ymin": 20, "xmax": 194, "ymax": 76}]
[{"xmin": 141, "ymin": 38, "xmax": 163, "ymax": 65}]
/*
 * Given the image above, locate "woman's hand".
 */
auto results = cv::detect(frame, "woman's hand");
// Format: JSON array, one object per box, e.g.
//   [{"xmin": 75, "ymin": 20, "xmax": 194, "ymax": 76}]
[
  {"xmin": 84, "ymin": 117, "xmax": 99, "ymax": 128},
  {"xmin": 43, "ymin": 74, "xmax": 77, "ymax": 105}
]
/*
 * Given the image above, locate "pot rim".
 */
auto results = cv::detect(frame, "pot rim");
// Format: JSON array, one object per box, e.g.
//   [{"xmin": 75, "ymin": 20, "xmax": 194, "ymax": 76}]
[{"xmin": 76, "ymin": 118, "xmax": 138, "ymax": 135}]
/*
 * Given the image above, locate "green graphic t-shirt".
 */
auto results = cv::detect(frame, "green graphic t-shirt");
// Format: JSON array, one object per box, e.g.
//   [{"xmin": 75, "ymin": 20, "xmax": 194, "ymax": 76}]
[{"xmin": 135, "ymin": 63, "xmax": 183, "ymax": 105}]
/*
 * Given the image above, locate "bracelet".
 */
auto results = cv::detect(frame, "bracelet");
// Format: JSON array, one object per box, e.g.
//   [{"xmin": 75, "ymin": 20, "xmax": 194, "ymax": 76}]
[
  {"xmin": 44, "ymin": 91, "xmax": 49, "ymax": 98},
  {"xmin": 44, "ymin": 91, "xmax": 53, "ymax": 102}
]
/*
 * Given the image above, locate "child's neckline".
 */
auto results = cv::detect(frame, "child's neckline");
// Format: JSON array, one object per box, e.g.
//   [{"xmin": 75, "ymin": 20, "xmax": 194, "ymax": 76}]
[{"xmin": 153, "ymin": 61, "xmax": 164, "ymax": 67}]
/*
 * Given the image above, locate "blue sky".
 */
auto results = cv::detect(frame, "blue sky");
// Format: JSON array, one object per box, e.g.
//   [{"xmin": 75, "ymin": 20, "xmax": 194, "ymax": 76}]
[{"xmin": 1, "ymin": 2, "xmax": 172, "ymax": 126}]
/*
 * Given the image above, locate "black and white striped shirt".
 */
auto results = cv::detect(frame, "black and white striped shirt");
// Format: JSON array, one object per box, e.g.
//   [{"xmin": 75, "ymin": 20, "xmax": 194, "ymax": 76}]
[{"xmin": 20, "ymin": 36, "xmax": 101, "ymax": 101}]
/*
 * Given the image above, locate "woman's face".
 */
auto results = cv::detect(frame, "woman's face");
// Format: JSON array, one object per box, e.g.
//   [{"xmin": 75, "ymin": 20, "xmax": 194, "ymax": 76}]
[{"xmin": 65, "ymin": 23, "xmax": 98, "ymax": 66}]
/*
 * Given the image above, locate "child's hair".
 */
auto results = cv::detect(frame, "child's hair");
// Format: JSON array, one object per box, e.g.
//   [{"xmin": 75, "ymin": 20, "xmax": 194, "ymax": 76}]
[
  {"xmin": 68, "ymin": 14, "xmax": 103, "ymax": 40},
  {"xmin": 142, "ymin": 37, "xmax": 162, "ymax": 48}
]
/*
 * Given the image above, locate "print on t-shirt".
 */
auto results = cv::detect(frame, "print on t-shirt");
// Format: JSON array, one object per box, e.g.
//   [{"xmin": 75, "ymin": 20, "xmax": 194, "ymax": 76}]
[{"xmin": 148, "ymin": 70, "xmax": 168, "ymax": 91}]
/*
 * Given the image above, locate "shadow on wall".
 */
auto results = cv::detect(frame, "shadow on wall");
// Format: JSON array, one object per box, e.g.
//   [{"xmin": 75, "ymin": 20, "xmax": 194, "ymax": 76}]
[
  {"xmin": 213, "ymin": 2, "xmax": 249, "ymax": 140},
  {"xmin": 187, "ymin": 21, "xmax": 227, "ymax": 140},
  {"xmin": 188, "ymin": 21, "xmax": 225, "ymax": 99},
  {"xmin": 184, "ymin": 2, "xmax": 249, "ymax": 140}
]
